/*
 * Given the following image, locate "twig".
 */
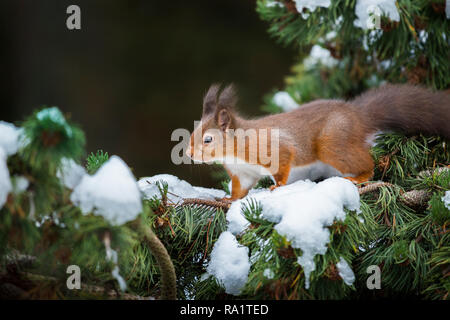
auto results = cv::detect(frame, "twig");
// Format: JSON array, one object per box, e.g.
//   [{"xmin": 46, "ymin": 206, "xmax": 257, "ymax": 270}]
[
  {"xmin": 358, "ymin": 182, "xmax": 395, "ymax": 195},
  {"xmin": 181, "ymin": 198, "xmax": 232, "ymax": 211},
  {"xmin": 358, "ymin": 181, "xmax": 432, "ymax": 208}
]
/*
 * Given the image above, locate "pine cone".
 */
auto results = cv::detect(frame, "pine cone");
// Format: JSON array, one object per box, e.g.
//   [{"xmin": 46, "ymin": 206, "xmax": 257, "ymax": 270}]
[{"xmin": 401, "ymin": 189, "xmax": 430, "ymax": 208}]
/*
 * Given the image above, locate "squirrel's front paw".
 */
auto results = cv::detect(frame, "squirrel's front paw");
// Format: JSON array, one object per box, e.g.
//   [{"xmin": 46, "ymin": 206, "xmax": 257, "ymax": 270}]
[
  {"xmin": 219, "ymin": 197, "xmax": 235, "ymax": 203},
  {"xmin": 269, "ymin": 181, "xmax": 285, "ymax": 191}
]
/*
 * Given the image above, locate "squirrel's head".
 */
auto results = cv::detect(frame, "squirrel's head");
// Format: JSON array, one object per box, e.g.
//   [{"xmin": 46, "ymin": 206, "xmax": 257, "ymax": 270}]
[{"xmin": 186, "ymin": 84, "xmax": 238, "ymax": 163}]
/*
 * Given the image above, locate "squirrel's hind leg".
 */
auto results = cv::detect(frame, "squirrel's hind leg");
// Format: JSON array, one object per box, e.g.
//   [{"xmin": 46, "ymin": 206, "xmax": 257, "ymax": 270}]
[
  {"xmin": 316, "ymin": 134, "xmax": 375, "ymax": 185},
  {"xmin": 343, "ymin": 171, "xmax": 374, "ymax": 185}
]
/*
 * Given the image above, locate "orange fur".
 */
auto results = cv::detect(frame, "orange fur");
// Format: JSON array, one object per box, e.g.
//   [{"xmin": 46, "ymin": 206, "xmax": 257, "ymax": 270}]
[{"xmin": 189, "ymin": 84, "xmax": 450, "ymax": 200}]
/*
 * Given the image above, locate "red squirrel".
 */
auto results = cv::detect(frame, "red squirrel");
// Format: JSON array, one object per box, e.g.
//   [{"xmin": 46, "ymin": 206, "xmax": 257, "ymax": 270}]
[{"xmin": 186, "ymin": 83, "xmax": 450, "ymax": 200}]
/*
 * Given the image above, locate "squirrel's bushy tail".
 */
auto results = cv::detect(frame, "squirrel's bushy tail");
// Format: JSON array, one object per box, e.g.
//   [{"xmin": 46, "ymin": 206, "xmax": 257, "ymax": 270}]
[{"xmin": 352, "ymin": 84, "xmax": 450, "ymax": 139}]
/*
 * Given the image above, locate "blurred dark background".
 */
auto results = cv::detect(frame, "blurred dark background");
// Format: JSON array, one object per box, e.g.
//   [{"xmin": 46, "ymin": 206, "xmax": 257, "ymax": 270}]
[{"xmin": 0, "ymin": 0, "xmax": 296, "ymax": 187}]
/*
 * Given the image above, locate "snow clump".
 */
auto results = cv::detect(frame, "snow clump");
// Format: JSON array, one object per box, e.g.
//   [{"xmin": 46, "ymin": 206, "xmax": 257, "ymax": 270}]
[
  {"xmin": 71, "ymin": 156, "xmax": 142, "ymax": 226},
  {"xmin": 138, "ymin": 174, "xmax": 226, "ymax": 203},
  {"xmin": 206, "ymin": 231, "xmax": 251, "ymax": 295},
  {"xmin": 223, "ymin": 177, "xmax": 360, "ymax": 290}
]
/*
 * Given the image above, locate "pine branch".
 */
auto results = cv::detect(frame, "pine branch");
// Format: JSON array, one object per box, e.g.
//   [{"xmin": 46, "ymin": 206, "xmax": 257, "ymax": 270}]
[
  {"xmin": 138, "ymin": 220, "xmax": 177, "ymax": 300},
  {"xmin": 358, "ymin": 181, "xmax": 431, "ymax": 207}
]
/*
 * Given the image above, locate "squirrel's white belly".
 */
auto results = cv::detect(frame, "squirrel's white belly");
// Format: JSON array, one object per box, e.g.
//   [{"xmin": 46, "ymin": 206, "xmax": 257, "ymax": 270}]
[
  {"xmin": 287, "ymin": 161, "xmax": 349, "ymax": 184},
  {"xmin": 221, "ymin": 158, "xmax": 273, "ymax": 190},
  {"xmin": 221, "ymin": 158, "xmax": 353, "ymax": 189}
]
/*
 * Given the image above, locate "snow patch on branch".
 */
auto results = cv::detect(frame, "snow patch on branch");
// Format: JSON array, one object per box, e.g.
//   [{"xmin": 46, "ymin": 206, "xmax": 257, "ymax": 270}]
[
  {"xmin": 225, "ymin": 177, "xmax": 360, "ymax": 290},
  {"xmin": 71, "ymin": 156, "xmax": 142, "ymax": 226},
  {"xmin": 57, "ymin": 158, "xmax": 86, "ymax": 189},
  {"xmin": 206, "ymin": 231, "xmax": 251, "ymax": 295},
  {"xmin": 0, "ymin": 121, "xmax": 22, "ymax": 156},
  {"xmin": 336, "ymin": 257, "xmax": 356, "ymax": 286},
  {"xmin": 36, "ymin": 107, "xmax": 73, "ymax": 137},
  {"xmin": 0, "ymin": 149, "xmax": 12, "ymax": 209},
  {"xmin": 294, "ymin": 0, "xmax": 331, "ymax": 13},
  {"xmin": 304, "ymin": 45, "xmax": 338, "ymax": 69},
  {"xmin": 138, "ymin": 174, "xmax": 226, "ymax": 203},
  {"xmin": 443, "ymin": 191, "xmax": 450, "ymax": 210},
  {"xmin": 11, "ymin": 176, "xmax": 29, "ymax": 195},
  {"xmin": 104, "ymin": 234, "xmax": 127, "ymax": 291},
  {"xmin": 0, "ymin": 121, "xmax": 22, "ymax": 209},
  {"xmin": 265, "ymin": 0, "xmax": 283, "ymax": 8},
  {"xmin": 354, "ymin": 0, "xmax": 400, "ymax": 30}
]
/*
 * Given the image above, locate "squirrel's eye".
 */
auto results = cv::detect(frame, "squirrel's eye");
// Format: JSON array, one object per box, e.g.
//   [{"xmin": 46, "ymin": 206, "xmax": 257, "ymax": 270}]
[{"xmin": 203, "ymin": 135, "xmax": 213, "ymax": 144}]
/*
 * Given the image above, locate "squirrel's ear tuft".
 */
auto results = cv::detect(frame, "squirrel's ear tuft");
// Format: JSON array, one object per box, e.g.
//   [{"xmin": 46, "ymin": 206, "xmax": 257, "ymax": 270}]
[
  {"xmin": 218, "ymin": 84, "xmax": 237, "ymax": 110},
  {"xmin": 203, "ymin": 84, "xmax": 221, "ymax": 117},
  {"xmin": 216, "ymin": 108, "xmax": 232, "ymax": 131},
  {"xmin": 203, "ymin": 83, "xmax": 237, "ymax": 128}
]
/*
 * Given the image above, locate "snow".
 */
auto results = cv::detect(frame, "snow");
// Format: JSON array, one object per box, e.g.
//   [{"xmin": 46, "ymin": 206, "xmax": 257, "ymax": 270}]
[
  {"xmin": 111, "ymin": 266, "xmax": 127, "ymax": 291},
  {"xmin": 70, "ymin": 156, "xmax": 142, "ymax": 226},
  {"xmin": 57, "ymin": 158, "xmax": 86, "ymax": 189},
  {"xmin": 224, "ymin": 177, "xmax": 360, "ymax": 289},
  {"xmin": 227, "ymin": 203, "xmax": 252, "ymax": 235},
  {"xmin": 104, "ymin": 235, "xmax": 127, "ymax": 291},
  {"xmin": 272, "ymin": 92, "xmax": 299, "ymax": 112},
  {"xmin": 0, "ymin": 121, "xmax": 21, "ymax": 156},
  {"xmin": 303, "ymin": 45, "xmax": 338, "ymax": 69},
  {"xmin": 336, "ymin": 257, "xmax": 355, "ymax": 286},
  {"xmin": 263, "ymin": 268, "xmax": 275, "ymax": 279},
  {"xmin": 447, "ymin": 0, "xmax": 450, "ymax": 19},
  {"xmin": 192, "ymin": 186, "xmax": 226, "ymax": 200},
  {"xmin": 265, "ymin": 0, "xmax": 283, "ymax": 8},
  {"xmin": 354, "ymin": 0, "xmax": 400, "ymax": 30},
  {"xmin": 0, "ymin": 121, "xmax": 20, "ymax": 205},
  {"xmin": 250, "ymin": 237, "xmax": 272, "ymax": 264},
  {"xmin": 294, "ymin": 0, "xmax": 331, "ymax": 13},
  {"xmin": 36, "ymin": 107, "xmax": 73, "ymax": 137},
  {"xmin": 335, "ymin": 15, "xmax": 344, "ymax": 27},
  {"xmin": 0, "ymin": 149, "xmax": 12, "ymax": 209},
  {"xmin": 206, "ymin": 231, "xmax": 251, "ymax": 295},
  {"xmin": 227, "ymin": 189, "xmax": 267, "ymax": 235},
  {"xmin": 325, "ymin": 31, "xmax": 337, "ymax": 41},
  {"xmin": 419, "ymin": 30, "xmax": 428, "ymax": 44},
  {"xmin": 34, "ymin": 212, "xmax": 66, "ymax": 228},
  {"xmin": 11, "ymin": 176, "xmax": 29, "ymax": 195},
  {"xmin": 138, "ymin": 174, "xmax": 226, "ymax": 203},
  {"xmin": 443, "ymin": 191, "xmax": 450, "ymax": 210}
]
